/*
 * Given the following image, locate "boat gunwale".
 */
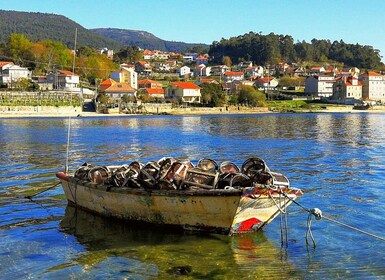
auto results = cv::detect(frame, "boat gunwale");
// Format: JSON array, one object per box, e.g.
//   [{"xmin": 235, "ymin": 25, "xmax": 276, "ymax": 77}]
[
  {"xmin": 56, "ymin": 171, "xmax": 245, "ymax": 197},
  {"xmin": 56, "ymin": 172, "xmax": 303, "ymax": 199}
]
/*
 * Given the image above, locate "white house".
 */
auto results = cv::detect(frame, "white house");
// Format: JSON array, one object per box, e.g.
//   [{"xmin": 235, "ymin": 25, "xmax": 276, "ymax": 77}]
[
  {"xmin": 194, "ymin": 64, "xmax": 211, "ymax": 77},
  {"xmin": 245, "ymin": 66, "xmax": 264, "ymax": 78},
  {"xmin": 255, "ymin": 77, "xmax": 279, "ymax": 90},
  {"xmin": 177, "ymin": 66, "xmax": 192, "ymax": 78},
  {"xmin": 223, "ymin": 71, "xmax": 244, "ymax": 83},
  {"xmin": 305, "ymin": 75, "xmax": 335, "ymax": 98},
  {"xmin": 237, "ymin": 61, "xmax": 253, "ymax": 71},
  {"xmin": 0, "ymin": 62, "xmax": 31, "ymax": 88},
  {"xmin": 211, "ymin": 65, "xmax": 231, "ymax": 76},
  {"xmin": 167, "ymin": 81, "xmax": 201, "ymax": 103},
  {"xmin": 46, "ymin": 70, "xmax": 79, "ymax": 91},
  {"xmin": 359, "ymin": 71, "xmax": 385, "ymax": 102}
]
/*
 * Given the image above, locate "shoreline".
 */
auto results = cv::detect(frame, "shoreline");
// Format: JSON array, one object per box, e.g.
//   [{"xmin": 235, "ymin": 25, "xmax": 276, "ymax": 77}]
[{"xmin": 0, "ymin": 105, "xmax": 384, "ymax": 118}]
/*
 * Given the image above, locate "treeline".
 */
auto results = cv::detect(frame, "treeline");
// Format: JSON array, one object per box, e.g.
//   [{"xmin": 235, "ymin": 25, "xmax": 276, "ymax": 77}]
[
  {"xmin": 208, "ymin": 32, "xmax": 383, "ymax": 69},
  {"xmin": 0, "ymin": 34, "xmax": 145, "ymax": 84}
]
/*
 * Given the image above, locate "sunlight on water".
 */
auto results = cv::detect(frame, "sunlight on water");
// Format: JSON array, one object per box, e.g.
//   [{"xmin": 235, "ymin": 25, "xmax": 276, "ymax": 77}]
[{"xmin": 1, "ymin": 113, "xmax": 385, "ymax": 278}]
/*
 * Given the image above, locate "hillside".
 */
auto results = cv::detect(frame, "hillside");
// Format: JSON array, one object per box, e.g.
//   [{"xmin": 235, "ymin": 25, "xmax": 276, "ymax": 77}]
[
  {"xmin": 91, "ymin": 28, "xmax": 209, "ymax": 53},
  {"xmin": 0, "ymin": 10, "xmax": 123, "ymax": 50}
]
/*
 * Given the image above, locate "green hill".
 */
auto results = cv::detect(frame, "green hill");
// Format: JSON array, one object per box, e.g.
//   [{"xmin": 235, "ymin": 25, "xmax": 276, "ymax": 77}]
[
  {"xmin": 0, "ymin": 10, "xmax": 123, "ymax": 49},
  {"xmin": 91, "ymin": 28, "xmax": 209, "ymax": 53},
  {"xmin": 0, "ymin": 10, "xmax": 208, "ymax": 53}
]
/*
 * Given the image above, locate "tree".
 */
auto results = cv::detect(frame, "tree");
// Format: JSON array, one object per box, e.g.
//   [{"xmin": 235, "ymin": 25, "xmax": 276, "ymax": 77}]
[
  {"xmin": 114, "ymin": 46, "xmax": 143, "ymax": 64},
  {"xmin": 238, "ymin": 86, "xmax": 267, "ymax": 107},
  {"xmin": 278, "ymin": 76, "xmax": 305, "ymax": 88},
  {"xmin": 200, "ymin": 83, "xmax": 226, "ymax": 106},
  {"xmin": 7, "ymin": 33, "xmax": 33, "ymax": 64},
  {"xmin": 97, "ymin": 93, "xmax": 109, "ymax": 105},
  {"xmin": 222, "ymin": 56, "xmax": 232, "ymax": 67}
]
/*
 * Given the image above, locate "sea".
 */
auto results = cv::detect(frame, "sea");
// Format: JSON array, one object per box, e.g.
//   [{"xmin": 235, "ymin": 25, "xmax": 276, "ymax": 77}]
[{"xmin": 1, "ymin": 113, "xmax": 385, "ymax": 279}]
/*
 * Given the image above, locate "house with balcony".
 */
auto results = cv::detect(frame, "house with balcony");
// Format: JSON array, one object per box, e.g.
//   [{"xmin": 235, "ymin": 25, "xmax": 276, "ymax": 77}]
[
  {"xmin": 359, "ymin": 71, "xmax": 385, "ymax": 102},
  {"xmin": 167, "ymin": 81, "xmax": 201, "ymax": 103},
  {"xmin": 305, "ymin": 75, "xmax": 335, "ymax": 98}
]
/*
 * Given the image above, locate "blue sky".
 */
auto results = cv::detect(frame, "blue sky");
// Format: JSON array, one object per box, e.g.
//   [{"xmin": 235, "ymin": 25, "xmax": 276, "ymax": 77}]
[{"xmin": 1, "ymin": 0, "xmax": 385, "ymax": 60}]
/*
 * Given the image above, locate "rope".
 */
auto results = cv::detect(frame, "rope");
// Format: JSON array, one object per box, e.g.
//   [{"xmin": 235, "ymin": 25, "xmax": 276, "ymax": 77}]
[
  {"xmin": 268, "ymin": 187, "xmax": 289, "ymax": 247},
  {"xmin": 322, "ymin": 215, "xmax": 385, "ymax": 242},
  {"xmin": 270, "ymin": 186, "xmax": 385, "ymax": 247},
  {"xmin": 24, "ymin": 182, "xmax": 61, "ymax": 199}
]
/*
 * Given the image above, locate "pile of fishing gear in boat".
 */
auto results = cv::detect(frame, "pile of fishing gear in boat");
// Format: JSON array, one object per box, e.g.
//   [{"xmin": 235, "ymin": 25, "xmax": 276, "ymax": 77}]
[{"xmin": 73, "ymin": 157, "xmax": 290, "ymax": 190}]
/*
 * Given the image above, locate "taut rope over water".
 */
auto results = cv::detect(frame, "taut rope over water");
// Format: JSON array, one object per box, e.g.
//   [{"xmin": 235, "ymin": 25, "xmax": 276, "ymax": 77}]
[{"xmin": 271, "ymin": 186, "xmax": 385, "ymax": 247}]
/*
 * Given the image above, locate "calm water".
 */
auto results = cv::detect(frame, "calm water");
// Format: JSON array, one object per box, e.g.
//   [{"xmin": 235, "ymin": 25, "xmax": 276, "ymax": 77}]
[{"xmin": 1, "ymin": 113, "xmax": 385, "ymax": 279}]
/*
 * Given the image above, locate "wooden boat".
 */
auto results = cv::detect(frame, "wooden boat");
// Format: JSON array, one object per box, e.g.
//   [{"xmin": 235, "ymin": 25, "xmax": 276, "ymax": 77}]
[{"xmin": 56, "ymin": 157, "xmax": 302, "ymax": 235}]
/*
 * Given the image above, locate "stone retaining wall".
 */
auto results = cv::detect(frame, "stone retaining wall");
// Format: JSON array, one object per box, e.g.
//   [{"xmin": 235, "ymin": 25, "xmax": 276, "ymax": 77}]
[{"xmin": 0, "ymin": 106, "xmax": 81, "ymax": 115}]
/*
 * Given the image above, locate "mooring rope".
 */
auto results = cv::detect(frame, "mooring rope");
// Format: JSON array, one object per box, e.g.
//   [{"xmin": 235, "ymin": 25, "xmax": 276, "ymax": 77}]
[
  {"xmin": 24, "ymin": 182, "xmax": 61, "ymax": 199},
  {"xmin": 267, "ymin": 185, "xmax": 385, "ymax": 247}
]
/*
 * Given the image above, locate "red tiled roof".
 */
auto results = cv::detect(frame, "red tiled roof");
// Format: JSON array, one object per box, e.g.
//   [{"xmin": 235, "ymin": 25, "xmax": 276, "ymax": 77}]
[
  {"xmin": 0, "ymin": 61, "xmax": 13, "ymax": 68},
  {"xmin": 257, "ymin": 77, "xmax": 273, "ymax": 83},
  {"xmin": 145, "ymin": 88, "xmax": 164, "ymax": 95},
  {"xmin": 104, "ymin": 83, "xmax": 136, "ymax": 93},
  {"xmin": 100, "ymin": 78, "xmax": 116, "ymax": 86},
  {"xmin": 58, "ymin": 70, "xmax": 77, "ymax": 76},
  {"xmin": 224, "ymin": 71, "xmax": 243, "ymax": 76},
  {"xmin": 138, "ymin": 79, "xmax": 161, "ymax": 85},
  {"xmin": 171, "ymin": 82, "xmax": 200, "ymax": 89}
]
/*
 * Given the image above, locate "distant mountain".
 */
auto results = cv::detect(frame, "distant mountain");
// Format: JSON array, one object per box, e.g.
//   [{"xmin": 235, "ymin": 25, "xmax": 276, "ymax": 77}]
[
  {"xmin": 0, "ymin": 10, "xmax": 123, "ymax": 49},
  {"xmin": 91, "ymin": 28, "xmax": 209, "ymax": 53}
]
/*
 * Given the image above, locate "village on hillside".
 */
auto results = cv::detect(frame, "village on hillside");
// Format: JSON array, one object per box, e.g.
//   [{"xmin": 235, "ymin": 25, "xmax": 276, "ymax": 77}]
[{"xmin": 1, "ymin": 47, "xmax": 385, "ymax": 114}]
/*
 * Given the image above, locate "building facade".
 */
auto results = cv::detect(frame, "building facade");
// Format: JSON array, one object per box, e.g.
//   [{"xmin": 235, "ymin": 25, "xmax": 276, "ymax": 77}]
[
  {"xmin": 167, "ymin": 82, "xmax": 201, "ymax": 103},
  {"xmin": 359, "ymin": 71, "xmax": 385, "ymax": 102},
  {"xmin": 305, "ymin": 75, "xmax": 335, "ymax": 98},
  {"xmin": 332, "ymin": 76, "xmax": 362, "ymax": 104}
]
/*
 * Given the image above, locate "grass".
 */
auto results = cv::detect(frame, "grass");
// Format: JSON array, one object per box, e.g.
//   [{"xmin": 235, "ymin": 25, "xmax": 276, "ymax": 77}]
[{"xmin": 267, "ymin": 100, "xmax": 329, "ymax": 112}]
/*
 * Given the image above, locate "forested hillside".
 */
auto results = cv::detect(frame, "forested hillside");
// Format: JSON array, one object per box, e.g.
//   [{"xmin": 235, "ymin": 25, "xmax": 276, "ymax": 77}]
[
  {"xmin": 91, "ymin": 28, "xmax": 209, "ymax": 53},
  {"xmin": 208, "ymin": 32, "xmax": 383, "ymax": 69},
  {"xmin": 0, "ymin": 10, "xmax": 123, "ymax": 49}
]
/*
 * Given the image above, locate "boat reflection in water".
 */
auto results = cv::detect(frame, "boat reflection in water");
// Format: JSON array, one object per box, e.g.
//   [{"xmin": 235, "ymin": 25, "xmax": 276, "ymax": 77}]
[{"xmin": 59, "ymin": 204, "xmax": 301, "ymax": 279}]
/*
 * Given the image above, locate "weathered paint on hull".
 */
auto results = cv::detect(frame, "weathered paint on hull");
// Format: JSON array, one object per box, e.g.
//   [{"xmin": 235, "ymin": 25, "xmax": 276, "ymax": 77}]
[
  {"xmin": 231, "ymin": 194, "xmax": 297, "ymax": 234},
  {"xmin": 57, "ymin": 172, "xmax": 302, "ymax": 234}
]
